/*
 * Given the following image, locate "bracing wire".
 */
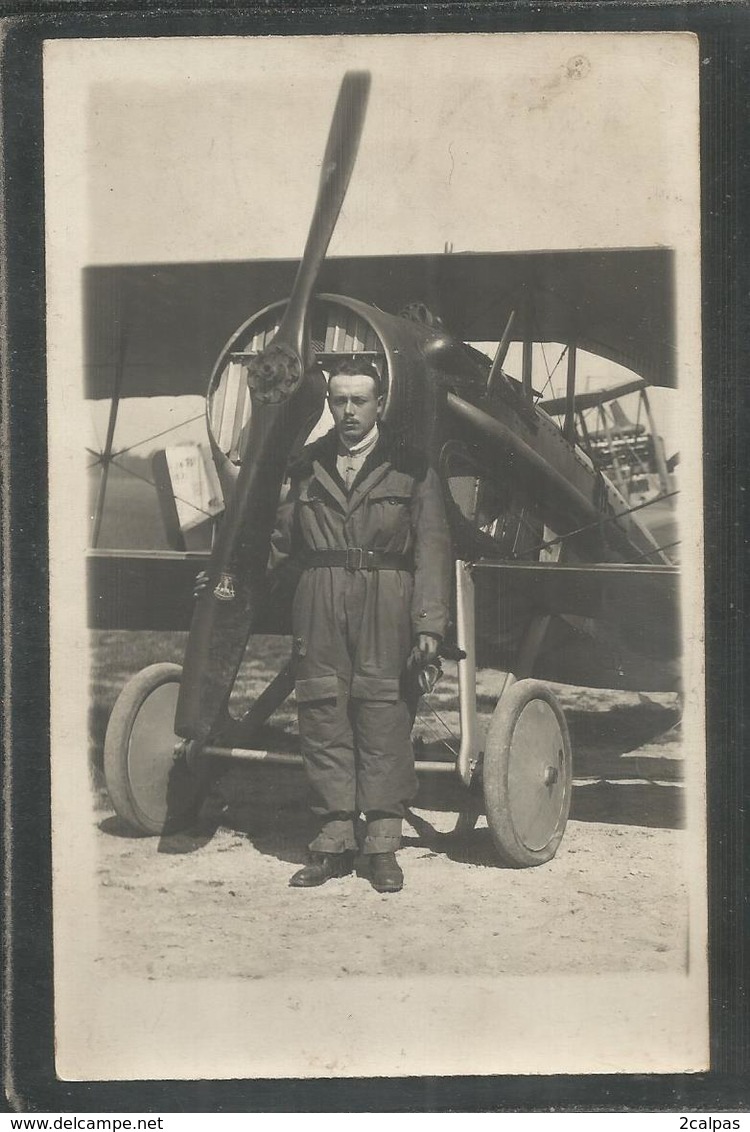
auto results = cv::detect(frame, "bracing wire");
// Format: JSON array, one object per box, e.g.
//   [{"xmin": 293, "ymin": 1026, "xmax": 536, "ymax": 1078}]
[
  {"xmin": 631, "ymin": 538, "xmax": 681, "ymax": 563},
  {"xmin": 87, "ymin": 412, "xmax": 206, "ymax": 467},
  {"xmin": 536, "ymin": 342, "xmax": 568, "ymax": 403},
  {"xmin": 416, "ymin": 695, "xmax": 460, "ymax": 760},
  {"xmin": 110, "ymin": 456, "xmax": 218, "ymax": 520},
  {"xmin": 520, "ymin": 489, "xmax": 680, "ymax": 557}
]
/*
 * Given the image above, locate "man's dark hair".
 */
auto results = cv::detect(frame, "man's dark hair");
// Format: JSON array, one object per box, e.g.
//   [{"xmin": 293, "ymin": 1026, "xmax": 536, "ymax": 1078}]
[{"xmin": 327, "ymin": 357, "xmax": 384, "ymax": 398}]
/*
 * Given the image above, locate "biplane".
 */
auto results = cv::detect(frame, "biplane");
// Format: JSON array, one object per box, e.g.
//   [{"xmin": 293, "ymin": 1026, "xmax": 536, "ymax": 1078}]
[{"xmin": 90, "ymin": 72, "xmax": 681, "ymax": 867}]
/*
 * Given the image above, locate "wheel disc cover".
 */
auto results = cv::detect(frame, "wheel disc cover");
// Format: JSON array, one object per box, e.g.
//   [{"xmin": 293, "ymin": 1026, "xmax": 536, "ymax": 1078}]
[
  {"xmin": 127, "ymin": 681, "xmax": 192, "ymax": 829},
  {"xmin": 506, "ymin": 698, "xmax": 568, "ymax": 852}
]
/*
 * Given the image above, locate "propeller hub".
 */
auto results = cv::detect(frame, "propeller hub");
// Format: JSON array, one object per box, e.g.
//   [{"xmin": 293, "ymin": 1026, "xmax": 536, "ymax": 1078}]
[{"xmin": 246, "ymin": 341, "xmax": 304, "ymax": 404}]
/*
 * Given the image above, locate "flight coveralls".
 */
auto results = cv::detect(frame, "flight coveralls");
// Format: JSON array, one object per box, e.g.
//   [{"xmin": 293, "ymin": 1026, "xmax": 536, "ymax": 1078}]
[{"xmin": 268, "ymin": 427, "xmax": 452, "ymax": 855}]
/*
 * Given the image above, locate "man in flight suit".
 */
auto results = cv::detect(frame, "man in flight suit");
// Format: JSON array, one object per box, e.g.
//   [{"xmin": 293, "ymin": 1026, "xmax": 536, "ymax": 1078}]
[{"xmin": 269, "ymin": 359, "xmax": 452, "ymax": 892}]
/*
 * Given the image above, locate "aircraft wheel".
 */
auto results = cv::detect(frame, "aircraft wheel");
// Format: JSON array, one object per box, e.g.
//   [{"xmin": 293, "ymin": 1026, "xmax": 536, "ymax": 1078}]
[
  {"xmin": 104, "ymin": 663, "xmax": 212, "ymax": 836},
  {"xmin": 483, "ymin": 678, "xmax": 572, "ymax": 868}
]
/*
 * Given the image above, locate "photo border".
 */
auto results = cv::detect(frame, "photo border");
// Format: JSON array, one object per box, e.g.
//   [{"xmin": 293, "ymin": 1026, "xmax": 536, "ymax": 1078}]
[{"xmin": 2, "ymin": 0, "xmax": 748, "ymax": 1112}]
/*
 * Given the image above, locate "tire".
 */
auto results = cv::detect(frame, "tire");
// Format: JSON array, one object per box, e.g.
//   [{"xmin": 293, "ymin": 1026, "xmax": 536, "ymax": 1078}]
[
  {"xmin": 483, "ymin": 678, "xmax": 572, "ymax": 867},
  {"xmin": 104, "ymin": 663, "xmax": 212, "ymax": 836}
]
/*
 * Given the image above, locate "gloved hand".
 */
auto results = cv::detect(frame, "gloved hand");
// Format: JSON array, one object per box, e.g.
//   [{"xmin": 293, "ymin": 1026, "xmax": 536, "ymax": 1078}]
[
  {"xmin": 407, "ymin": 633, "xmax": 442, "ymax": 695},
  {"xmin": 409, "ymin": 632, "xmax": 441, "ymax": 670}
]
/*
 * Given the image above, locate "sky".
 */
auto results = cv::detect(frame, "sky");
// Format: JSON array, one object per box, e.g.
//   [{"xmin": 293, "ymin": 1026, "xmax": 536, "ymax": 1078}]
[{"xmin": 78, "ymin": 34, "xmax": 699, "ymax": 264}]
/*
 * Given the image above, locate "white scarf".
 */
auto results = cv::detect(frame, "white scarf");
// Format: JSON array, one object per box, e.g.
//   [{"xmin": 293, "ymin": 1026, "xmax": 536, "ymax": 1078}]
[{"xmin": 336, "ymin": 423, "xmax": 380, "ymax": 490}]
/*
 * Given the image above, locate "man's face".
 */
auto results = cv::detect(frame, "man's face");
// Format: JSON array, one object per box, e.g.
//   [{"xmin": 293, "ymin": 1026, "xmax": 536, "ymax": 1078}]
[{"xmin": 327, "ymin": 373, "xmax": 382, "ymax": 446}]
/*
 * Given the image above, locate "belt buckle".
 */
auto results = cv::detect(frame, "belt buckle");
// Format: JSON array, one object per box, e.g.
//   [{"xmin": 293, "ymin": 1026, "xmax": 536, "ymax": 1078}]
[{"xmin": 346, "ymin": 547, "xmax": 364, "ymax": 571}]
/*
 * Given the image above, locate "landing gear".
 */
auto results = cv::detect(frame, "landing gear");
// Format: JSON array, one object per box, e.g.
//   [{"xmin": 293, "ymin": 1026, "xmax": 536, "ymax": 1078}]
[
  {"xmin": 104, "ymin": 663, "xmax": 212, "ymax": 836},
  {"xmin": 482, "ymin": 678, "xmax": 572, "ymax": 867}
]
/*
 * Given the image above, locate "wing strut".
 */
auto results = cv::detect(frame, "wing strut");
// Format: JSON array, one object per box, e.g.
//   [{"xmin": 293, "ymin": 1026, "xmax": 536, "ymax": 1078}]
[
  {"xmin": 563, "ymin": 342, "xmax": 577, "ymax": 442},
  {"xmin": 91, "ymin": 324, "xmax": 127, "ymax": 547},
  {"xmin": 486, "ymin": 309, "xmax": 516, "ymax": 396},
  {"xmin": 640, "ymin": 387, "xmax": 673, "ymax": 500}
]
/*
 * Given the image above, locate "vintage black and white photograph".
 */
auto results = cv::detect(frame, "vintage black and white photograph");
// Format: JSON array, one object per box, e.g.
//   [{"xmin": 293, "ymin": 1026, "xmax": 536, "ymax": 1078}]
[{"xmin": 44, "ymin": 31, "xmax": 707, "ymax": 1079}]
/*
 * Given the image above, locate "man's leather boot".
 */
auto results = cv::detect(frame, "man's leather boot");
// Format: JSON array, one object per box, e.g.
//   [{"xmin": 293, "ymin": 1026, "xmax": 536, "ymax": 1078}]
[
  {"xmin": 289, "ymin": 851, "xmax": 355, "ymax": 888},
  {"xmin": 369, "ymin": 851, "xmax": 404, "ymax": 893}
]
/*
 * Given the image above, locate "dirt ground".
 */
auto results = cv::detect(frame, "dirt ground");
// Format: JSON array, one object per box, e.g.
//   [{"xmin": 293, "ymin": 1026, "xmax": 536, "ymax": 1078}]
[{"xmin": 92, "ymin": 632, "xmax": 688, "ymax": 982}]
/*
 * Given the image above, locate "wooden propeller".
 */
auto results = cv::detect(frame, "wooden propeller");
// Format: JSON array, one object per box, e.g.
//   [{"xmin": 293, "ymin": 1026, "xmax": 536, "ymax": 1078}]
[{"xmin": 175, "ymin": 71, "xmax": 371, "ymax": 741}]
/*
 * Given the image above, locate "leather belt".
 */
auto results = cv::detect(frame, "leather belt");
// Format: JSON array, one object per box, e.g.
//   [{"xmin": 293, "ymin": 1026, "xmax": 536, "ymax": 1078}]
[{"xmin": 303, "ymin": 548, "xmax": 413, "ymax": 573}]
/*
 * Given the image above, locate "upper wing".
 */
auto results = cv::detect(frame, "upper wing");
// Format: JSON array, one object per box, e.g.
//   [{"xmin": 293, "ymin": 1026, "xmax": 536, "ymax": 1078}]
[{"xmin": 84, "ymin": 247, "xmax": 676, "ymax": 400}]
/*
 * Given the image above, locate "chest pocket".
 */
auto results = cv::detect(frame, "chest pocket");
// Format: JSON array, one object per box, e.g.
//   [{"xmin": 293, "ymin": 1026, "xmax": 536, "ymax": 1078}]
[
  {"xmin": 368, "ymin": 471, "xmax": 415, "ymax": 500},
  {"xmin": 375, "ymin": 494, "xmax": 411, "ymax": 506},
  {"xmin": 366, "ymin": 478, "xmax": 414, "ymax": 544},
  {"xmin": 295, "ymin": 482, "xmax": 338, "ymax": 545}
]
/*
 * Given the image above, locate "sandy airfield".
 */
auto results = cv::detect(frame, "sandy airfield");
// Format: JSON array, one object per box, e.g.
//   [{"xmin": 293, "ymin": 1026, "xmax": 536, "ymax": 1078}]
[{"xmin": 90, "ymin": 631, "xmax": 689, "ymax": 983}]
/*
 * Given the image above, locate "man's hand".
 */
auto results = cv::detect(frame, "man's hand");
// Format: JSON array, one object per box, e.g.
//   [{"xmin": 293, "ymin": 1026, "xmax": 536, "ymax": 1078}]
[{"xmin": 409, "ymin": 632, "xmax": 441, "ymax": 669}]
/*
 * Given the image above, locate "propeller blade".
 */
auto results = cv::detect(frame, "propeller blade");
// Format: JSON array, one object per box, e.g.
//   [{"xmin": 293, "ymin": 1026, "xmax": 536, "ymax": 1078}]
[
  {"xmin": 209, "ymin": 370, "xmax": 325, "ymax": 580},
  {"xmin": 246, "ymin": 70, "xmax": 371, "ymax": 402},
  {"xmin": 219, "ymin": 69, "xmax": 371, "ymax": 555},
  {"xmin": 176, "ymin": 72, "xmax": 370, "ymax": 741},
  {"xmin": 175, "ymin": 370, "xmax": 326, "ymax": 741}
]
